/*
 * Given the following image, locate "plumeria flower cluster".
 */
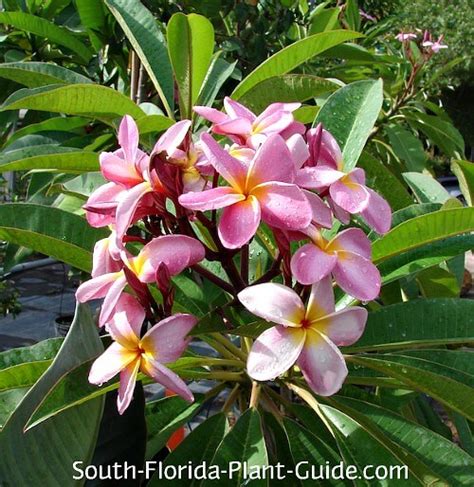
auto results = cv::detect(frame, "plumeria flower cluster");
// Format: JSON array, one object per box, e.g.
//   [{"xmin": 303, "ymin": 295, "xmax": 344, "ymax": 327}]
[
  {"xmin": 395, "ymin": 29, "xmax": 448, "ymax": 57},
  {"xmin": 78, "ymin": 97, "xmax": 391, "ymax": 413}
]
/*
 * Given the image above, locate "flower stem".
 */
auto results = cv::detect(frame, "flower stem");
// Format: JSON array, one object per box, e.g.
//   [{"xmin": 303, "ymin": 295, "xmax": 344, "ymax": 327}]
[
  {"xmin": 192, "ymin": 264, "xmax": 235, "ymax": 295},
  {"xmin": 249, "ymin": 381, "xmax": 261, "ymax": 408}
]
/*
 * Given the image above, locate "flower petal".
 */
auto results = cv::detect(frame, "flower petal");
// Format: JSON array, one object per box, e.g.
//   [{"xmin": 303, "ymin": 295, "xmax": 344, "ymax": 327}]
[
  {"xmin": 291, "ymin": 243, "xmax": 337, "ymax": 285},
  {"xmin": 253, "ymin": 182, "xmax": 312, "ymax": 230},
  {"xmin": 88, "ymin": 342, "xmax": 137, "ymax": 386},
  {"xmin": 332, "ymin": 251, "xmax": 381, "ymax": 301},
  {"xmin": 218, "ymin": 195, "xmax": 261, "ymax": 249},
  {"xmin": 99, "ymin": 273, "xmax": 128, "ymax": 326},
  {"xmin": 238, "ymin": 283, "xmax": 305, "ymax": 327},
  {"xmin": 107, "ymin": 294, "xmax": 144, "ymax": 348},
  {"xmin": 296, "ymin": 166, "xmax": 344, "ymax": 190},
  {"xmin": 329, "ymin": 180, "xmax": 370, "ymax": 214},
  {"xmin": 200, "ymin": 133, "xmax": 248, "ymax": 191},
  {"xmin": 224, "ymin": 97, "xmax": 256, "ymax": 121},
  {"xmin": 141, "ymin": 357, "xmax": 194, "ymax": 402},
  {"xmin": 178, "ymin": 186, "xmax": 245, "ymax": 211},
  {"xmin": 247, "ymin": 325, "xmax": 305, "ymax": 381},
  {"xmin": 312, "ymin": 307, "xmax": 367, "ymax": 347},
  {"xmin": 253, "ymin": 111, "xmax": 294, "ymax": 136},
  {"xmin": 100, "ymin": 152, "xmax": 143, "ymax": 187},
  {"xmin": 303, "ymin": 190, "xmax": 332, "ymax": 228},
  {"xmin": 76, "ymin": 272, "xmax": 121, "ymax": 303},
  {"xmin": 193, "ymin": 106, "xmax": 228, "ymax": 124},
  {"xmin": 153, "ymin": 120, "xmax": 191, "ymax": 155},
  {"xmin": 92, "ymin": 237, "xmax": 122, "ymax": 278},
  {"xmin": 286, "ymin": 133, "xmax": 310, "ymax": 169},
  {"xmin": 360, "ymin": 188, "xmax": 392, "ymax": 235},
  {"xmin": 117, "ymin": 358, "xmax": 140, "ymax": 415},
  {"xmin": 328, "ymin": 228, "xmax": 371, "ymax": 259},
  {"xmin": 140, "ymin": 314, "xmax": 197, "ymax": 363},
  {"xmin": 298, "ymin": 329, "xmax": 347, "ymax": 396},
  {"xmin": 118, "ymin": 115, "xmax": 139, "ymax": 162},
  {"xmin": 305, "ymin": 276, "xmax": 335, "ymax": 322},
  {"xmin": 84, "ymin": 182, "xmax": 124, "ymax": 228},
  {"xmin": 247, "ymin": 134, "xmax": 295, "ymax": 187},
  {"xmin": 213, "ymin": 118, "xmax": 253, "ymax": 136}
]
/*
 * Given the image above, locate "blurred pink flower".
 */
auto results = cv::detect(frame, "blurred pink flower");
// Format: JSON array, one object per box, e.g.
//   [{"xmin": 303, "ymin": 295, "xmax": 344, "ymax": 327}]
[
  {"xmin": 423, "ymin": 34, "xmax": 448, "ymax": 53},
  {"xmin": 395, "ymin": 32, "xmax": 417, "ymax": 42}
]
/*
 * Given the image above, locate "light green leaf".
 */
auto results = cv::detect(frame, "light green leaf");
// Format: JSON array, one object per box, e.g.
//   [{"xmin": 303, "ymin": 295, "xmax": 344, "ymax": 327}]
[
  {"xmin": 167, "ymin": 13, "xmax": 214, "ymax": 118},
  {"xmin": 385, "ymin": 124, "xmax": 426, "ymax": 172},
  {"xmin": 0, "ymin": 203, "xmax": 106, "ymax": 272},
  {"xmin": 1, "ymin": 84, "xmax": 144, "ymax": 119},
  {"xmin": 239, "ymin": 74, "xmax": 339, "ymax": 113},
  {"xmin": 232, "ymin": 30, "xmax": 361, "ymax": 99},
  {"xmin": 105, "ymin": 0, "xmax": 174, "ymax": 117},
  {"xmin": 416, "ymin": 266, "xmax": 460, "ymax": 297},
  {"xmin": 402, "ymin": 172, "xmax": 450, "ymax": 204},
  {"xmin": 344, "ymin": 0, "xmax": 360, "ymax": 31},
  {"xmin": 0, "ymin": 11, "xmax": 92, "ymax": 63},
  {"xmin": 136, "ymin": 114, "xmax": 174, "ymax": 135},
  {"xmin": 315, "ymin": 79, "xmax": 383, "ymax": 170},
  {"xmin": 309, "ymin": 7, "xmax": 341, "ymax": 34},
  {"xmin": 452, "ymin": 160, "xmax": 474, "ymax": 206}
]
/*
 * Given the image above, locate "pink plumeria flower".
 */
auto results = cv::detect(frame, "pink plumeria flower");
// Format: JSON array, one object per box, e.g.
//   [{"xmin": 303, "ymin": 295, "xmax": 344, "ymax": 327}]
[
  {"xmin": 76, "ymin": 235, "xmax": 205, "ymax": 326},
  {"xmin": 89, "ymin": 293, "xmax": 196, "ymax": 414},
  {"xmin": 291, "ymin": 226, "xmax": 381, "ymax": 301},
  {"xmin": 194, "ymin": 97, "xmax": 304, "ymax": 149},
  {"xmin": 296, "ymin": 125, "xmax": 391, "ymax": 234},
  {"xmin": 395, "ymin": 32, "xmax": 417, "ymax": 42},
  {"xmin": 238, "ymin": 278, "xmax": 367, "ymax": 396},
  {"xmin": 178, "ymin": 133, "xmax": 313, "ymax": 249},
  {"xmin": 91, "ymin": 229, "xmax": 122, "ymax": 277},
  {"xmin": 152, "ymin": 120, "xmax": 210, "ymax": 193},
  {"xmin": 423, "ymin": 35, "xmax": 448, "ymax": 53}
]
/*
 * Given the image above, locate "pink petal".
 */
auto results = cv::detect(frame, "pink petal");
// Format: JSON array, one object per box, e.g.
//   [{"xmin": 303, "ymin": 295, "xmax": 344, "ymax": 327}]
[
  {"xmin": 99, "ymin": 273, "xmax": 128, "ymax": 326},
  {"xmin": 117, "ymin": 359, "xmax": 140, "ymax": 415},
  {"xmin": 107, "ymin": 294, "xmax": 144, "ymax": 348},
  {"xmin": 347, "ymin": 167, "xmax": 366, "ymax": 185},
  {"xmin": 238, "ymin": 283, "xmax": 305, "ymax": 327},
  {"xmin": 141, "ymin": 357, "xmax": 194, "ymax": 402},
  {"xmin": 213, "ymin": 118, "xmax": 253, "ymax": 136},
  {"xmin": 100, "ymin": 152, "xmax": 143, "ymax": 187},
  {"xmin": 76, "ymin": 272, "xmax": 121, "ymax": 303},
  {"xmin": 286, "ymin": 134, "xmax": 310, "ymax": 169},
  {"xmin": 303, "ymin": 190, "xmax": 332, "ymax": 228},
  {"xmin": 329, "ymin": 180, "xmax": 370, "ymax": 214},
  {"xmin": 193, "ymin": 106, "xmax": 228, "ymax": 124},
  {"xmin": 247, "ymin": 325, "xmax": 305, "ymax": 381},
  {"xmin": 153, "ymin": 119, "xmax": 191, "ymax": 155},
  {"xmin": 327, "ymin": 197, "xmax": 351, "ymax": 225},
  {"xmin": 247, "ymin": 134, "xmax": 295, "ymax": 187},
  {"xmin": 88, "ymin": 342, "xmax": 137, "ymax": 386},
  {"xmin": 291, "ymin": 243, "xmax": 337, "ymax": 285},
  {"xmin": 298, "ymin": 329, "xmax": 348, "ymax": 396},
  {"xmin": 307, "ymin": 126, "xmax": 342, "ymax": 168},
  {"xmin": 218, "ymin": 195, "xmax": 261, "ymax": 249},
  {"xmin": 305, "ymin": 276, "xmax": 335, "ymax": 321},
  {"xmin": 223, "ymin": 97, "xmax": 256, "ymax": 121},
  {"xmin": 178, "ymin": 186, "xmax": 244, "ymax": 211},
  {"xmin": 313, "ymin": 307, "xmax": 367, "ymax": 347},
  {"xmin": 328, "ymin": 228, "xmax": 371, "ymax": 259},
  {"xmin": 253, "ymin": 111, "xmax": 294, "ymax": 136},
  {"xmin": 295, "ymin": 166, "xmax": 344, "ymax": 190},
  {"xmin": 253, "ymin": 102, "xmax": 300, "ymax": 124},
  {"xmin": 140, "ymin": 314, "xmax": 197, "ymax": 363},
  {"xmin": 200, "ymin": 133, "xmax": 248, "ymax": 191},
  {"xmin": 280, "ymin": 120, "xmax": 306, "ymax": 140},
  {"xmin": 92, "ymin": 237, "xmax": 122, "ymax": 278},
  {"xmin": 332, "ymin": 251, "xmax": 381, "ymax": 301},
  {"xmin": 252, "ymin": 182, "xmax": 312, "ymax": 230},
  {"xmin": 118, "ymin": 115, "xmax": 139, "ymax": 162},
  {"xmin": 138, "ymin": 235, "xmax": 205, "ymax": 281},
  {"xmin": 85, "ymin": 182, "xmax": 124, "ymax": 228},
  {"xmin": 360, "ymin": 188, "xmax": 392, "ymax": 235}
]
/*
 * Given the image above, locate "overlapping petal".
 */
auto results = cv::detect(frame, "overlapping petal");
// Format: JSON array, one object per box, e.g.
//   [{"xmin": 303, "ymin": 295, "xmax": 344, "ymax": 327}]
[
  {"xmin": 178, "ymin": 186, "xmax": 245, "ymax": 211},
  {"xmin": 291, "ymin": 243, "xmax": 337, "ymax": 285}
]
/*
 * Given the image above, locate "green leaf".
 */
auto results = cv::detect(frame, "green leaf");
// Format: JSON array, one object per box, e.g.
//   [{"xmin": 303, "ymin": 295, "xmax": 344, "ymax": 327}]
[
  {"xmin": 0, "ymin": 145, "xmax": 99, "ymax": 172},
  {"xmin": 406, "ymin": 111, "xmax": 465, "ymax": 157},
  {"xmin": 0, "ymin": 203, "xmax": 106, "ymax": 272},
  {"xmin": 390, "ymin": 203, "xmax": 441, "ymax": 228},
  {"xmin": 203, "ymin": 408, "xmax": 268, "ymax": 487},
  {"xmin": 345, "ymin": 298, "xmax": 474, "ymax": 352},
  {"xmin": 348, "ymin": 352, "xmax": 474, "ymax": 420},
  {"xmin": 76, "ymin": 0, "xmax": 107, "ymax": 50},
  {"xmin": 385, "ymin": 125, "xmax": 426, "ymax": 172},
  {"xmin": 416, "ymin": 266, "xmax": 460, "ymax": 297},
  {"xmin": 149, "ymin": 413, "xmax": 228, "ymax": 486},
  {"xmin": 136, "ymin": 114, "xmax": 175, "ymax": 135},
  {"xmin": 61, "ymin": 172, "xmax": 106, "ymax": 198},
  {"xmin": 372, "ymin": 207, "xmax": 474, "ymax": 263},
  {"xmin": 145, "ymin": 394, "xmax": 205, "ymax": 460},
  {"xmin": 197, "ymin": 54, "xmax": 236, "ymax": 110},
  {"xmin": 0, "ymin": 11, "xmax": 93, "ymax": 63},
  {"xmin": 0, "ymin": 62, "xmax": 92, "ymax": 88},
  {"xmin": 167, "ymin": 13, "xmax": 214, "ymax": 118},
  {"xmin": 315, "ymin": 79, "xmax": 383, "ymax": 171},
  {"xmin": 402, "ymin": 172, "xmax": 450, "ymax": 204},
  {"xmin": 105, "ymin": 0, "xmax": 174, "ymax": 117},
  {"xmin": 0, "ymin": 388, "xmax": 28, "ymax": 429},
  {"xmin": 344, "ymin": 0, "xmax": 360, "ymax": 31},
  {"xmin": 452, "ymin": 160, "xmax": 474, "ymax": 206},
  {"xmin": 239, "ymin": 74, "xmax": 339, "ymax": 113},
  {"xmin": 1, "ymin": 84, "xmax": 144, "ymax": 119},
  {"xmin": 0, "ymin": 304, "xmax": 104, "ymax": 485},
  {"xmin": 232, "ymin": 30, "xmax": 361, "ymax": 99},
  {"xmin": 309, "ymin": 7, "xmax": 341, "ymax": 34}
]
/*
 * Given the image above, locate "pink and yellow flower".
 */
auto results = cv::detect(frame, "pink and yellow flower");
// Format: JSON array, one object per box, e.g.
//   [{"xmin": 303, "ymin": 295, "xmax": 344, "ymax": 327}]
[
  {"xmin": 89, "ymin": 294, "xmax": 196, "ymax": 414},
  {"xmin": 238, "ymin": 278, "xmax": 367, "ymax": 396},
  {"xmin": 178, "ymin": 133, "xmax": 313, "ymax": 249}
]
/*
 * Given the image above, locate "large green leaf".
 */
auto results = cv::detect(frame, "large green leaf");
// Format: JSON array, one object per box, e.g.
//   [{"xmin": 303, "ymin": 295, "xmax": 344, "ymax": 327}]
[
  {"xmin": 0, "ymin": 145, "xmax": 99, "ymax": 172},
  {"xmin": 402, "ymin": 172, "xmax": 450, "ymax": 204},
  {"xmin": 345, "ymin": 298, "xmax": 474, "ymax": 352},
  {"xmin": 0, "ymin": 62, "xmax": 92, "ymax": 88},
  {"xmin": 239, "ymin": 74, "xmax": 339, "ymax": 113},
  {"xmin": 0, "ymin": 203, "xmax": 106, "ymax": 272},
  {"xmin": 167, "ymin": 13, "xmax": 214, "ymax": 118},
  {"xmin": 0, "ymin": 11, "xmax": 92, "ymax": 63},
  {"xmin": 76, "ymin": 0, "xmax": 107, "ymax": 50},
  {"xmin": 1, "ymin": 84, "xmax": 144, "ymax": 119},
  {"xmin": 202, "ymin": 408, "xmax": 268, "ymax": 487},
  {"xmin": 136, "ymin": 114, "xmax": 175, "ymax": 135},
  {"xmin": 452, "ymin": 160, "xmax": 474, "ymax": 206},
  {"xmin": 105, "ymin": 0, "xmax": 174, "ymax": 117},
  {"xmin": 385, "ymin": 124, "xmax": 426, "ymax": 172},
  {"xmin": 0, "ymin": 304, "xmax": 104, "ymax": 485},
  {"xmin": 231, "ymin": 30, "xmax": 361, "ymax": 99},
  {"xmin": 315, "ymin": 79, "xmax": 383, "ymax": 171}
]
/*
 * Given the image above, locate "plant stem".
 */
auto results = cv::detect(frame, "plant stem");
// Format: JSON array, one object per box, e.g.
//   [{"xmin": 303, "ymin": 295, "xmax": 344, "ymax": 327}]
[
  {"xmin": 249, "ymin": 381, "xmax": 261, "ymax": 408},
  {"xmin": 192, "ymin": 264, "xmax": 235, "ymax": 295},
  {"xmin": 210, "ymin": 332, "xmax": 248, "ymax": 361},
  {"xmin": 203, "ymin": 336, "xmax": 242, "ymax": 361},
  {"xmin": 222, "ymin": 384, "xmax": 241, "ymax": 413}
]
